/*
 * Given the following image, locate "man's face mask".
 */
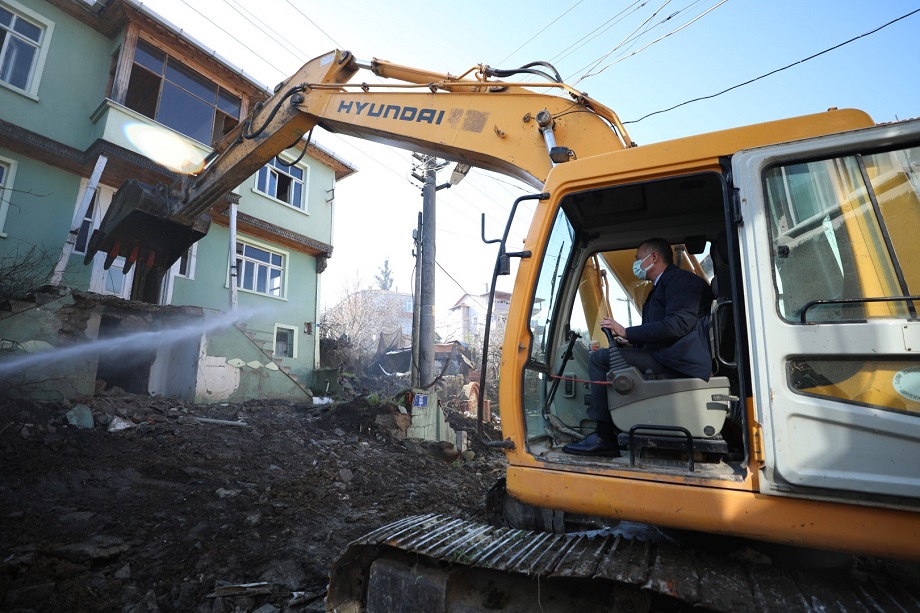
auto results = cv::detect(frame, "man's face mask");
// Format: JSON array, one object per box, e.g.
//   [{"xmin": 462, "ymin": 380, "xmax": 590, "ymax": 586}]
[{"xmin": 632, "ymin": 253, "xmax": 653, "ymax": 280}]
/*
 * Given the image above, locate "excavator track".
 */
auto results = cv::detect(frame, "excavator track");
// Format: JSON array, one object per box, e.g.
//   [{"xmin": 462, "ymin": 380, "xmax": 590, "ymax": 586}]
[{"xmin": 326, "ymin": 513, "xmax": 920, "ymax": 612}]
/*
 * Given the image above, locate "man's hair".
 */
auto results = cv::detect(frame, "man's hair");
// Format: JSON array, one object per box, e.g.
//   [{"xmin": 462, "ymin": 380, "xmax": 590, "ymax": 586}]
[{"xmin": 641, "ymin": 238, "xmax": 673, "ymax": 265}]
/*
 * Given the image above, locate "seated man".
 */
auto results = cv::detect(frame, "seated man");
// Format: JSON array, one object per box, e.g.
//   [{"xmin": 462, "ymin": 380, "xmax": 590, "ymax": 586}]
[{"xmin": 564, "ymin": 238, "xmax": 715, "ymax": 456}]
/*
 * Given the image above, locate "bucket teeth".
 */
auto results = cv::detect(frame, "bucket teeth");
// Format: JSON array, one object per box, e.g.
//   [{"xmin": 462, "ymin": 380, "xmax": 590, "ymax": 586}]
[{"xmin": 85, "ymin": 179, "xmax": 210, "ymax": 272}]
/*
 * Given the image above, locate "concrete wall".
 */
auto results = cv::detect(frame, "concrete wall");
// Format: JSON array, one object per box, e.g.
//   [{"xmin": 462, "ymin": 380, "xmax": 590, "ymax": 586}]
[
  {"xmin": 0, "ymin": 291, "xmax": 312, "ymax": 403},
  {"xmin": 195, "ymin": 312, "xmax": 310, "ymax": 403},
  {"xmin": 0, "ymin": 292, "xmax": 96, "ymax": 400},
  {"xmin": 405, "ymin": 390, "xmax": 457, "ymax": 445}
]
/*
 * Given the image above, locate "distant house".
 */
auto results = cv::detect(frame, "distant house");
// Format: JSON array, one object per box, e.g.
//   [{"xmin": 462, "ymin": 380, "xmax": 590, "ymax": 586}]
[
  {"xmin": 0, "ymin": 0, "xmax": 356, "ymax": 401},
  {"xmin": 442, "ymin": 290, "xmax": 511, "ymax": 346}
]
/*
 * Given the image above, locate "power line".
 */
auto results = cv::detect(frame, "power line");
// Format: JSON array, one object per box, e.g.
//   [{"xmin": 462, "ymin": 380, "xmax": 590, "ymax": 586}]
[
  {"xmin": 577, "ymin": 0, "xmax": 727, "ymax": 82},
  {"xmin": 571, "ymin": 0, "xmax": 724, "ymax": 85},
  {"xmin": 283, "ymin": 0, "xmax": 342, "ymax": 48},
  {"xmin": 549, "ymin": 1, "xmax": 646, "ymax": 69},
  {"xmin": 497, "ymin": 0, "xmax": 586, "ymax": 66},
  {"xmin": 177, "ymin": 0, "xmax": 287, "ymax": 82},
  {"xmin": 625, "ymin": 7, "xmax": 920, "ymax": 124},
  {"xmin": 435, "ymin": 260, "xmax": 488, "ymax": 310},
  {"xmin": 224, "ymin": 0, "xmax": 312, "ymax": 62}
]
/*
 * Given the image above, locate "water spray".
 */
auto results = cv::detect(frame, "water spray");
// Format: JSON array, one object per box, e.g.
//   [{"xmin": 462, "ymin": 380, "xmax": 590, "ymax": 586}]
[{"xmin": 0, "ymin": 306, "xmax": 269, "ymax": 380}]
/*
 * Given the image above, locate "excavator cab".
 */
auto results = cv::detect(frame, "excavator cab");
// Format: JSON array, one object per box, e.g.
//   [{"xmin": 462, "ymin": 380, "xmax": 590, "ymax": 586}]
[{"xmin": 519, "ymin": 169, "xmax": 744, "ymax": 472}]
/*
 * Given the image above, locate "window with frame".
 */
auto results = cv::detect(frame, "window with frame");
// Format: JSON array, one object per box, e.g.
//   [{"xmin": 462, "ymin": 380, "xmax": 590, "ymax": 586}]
[
  {"xmin": 0, "ymin": 2, "xmax": 50, "ymax": 94},
  {"xmin": 73, "ymin": 191, "xmax": 98, "ymax": 256},
  {"xmin": 274, "ymin": 325, "xmax": 296, "ymax": 358},
  {"xmin": 235, "ymin": 241, "xmax": 284, "ymax": 297},
  {"xmin": 255, "ymin": 157, "xmax": 307, "ymax": 210},
  {"xmin": 124, "ymin": 39, "xmax": 241, "ymax": 145},
  {"xmin": 175, "ymin": 243, "xmax": 197, "ymax": 279},
  {"xmin": 765, "ymin": 146, "xmax": 920, "ymax": 323}
]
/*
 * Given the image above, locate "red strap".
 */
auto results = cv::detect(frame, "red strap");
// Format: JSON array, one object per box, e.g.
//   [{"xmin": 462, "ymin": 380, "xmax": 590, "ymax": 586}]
[{"xmin": 548, "ymin": 374, "xmax": 610, "ymax": 385}]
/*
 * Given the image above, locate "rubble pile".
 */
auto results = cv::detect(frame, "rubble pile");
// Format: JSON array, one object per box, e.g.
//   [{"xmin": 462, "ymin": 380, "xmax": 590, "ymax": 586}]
[{"xmin": 0, "ymin": 394, "xmax": 506, "ymax": 612}]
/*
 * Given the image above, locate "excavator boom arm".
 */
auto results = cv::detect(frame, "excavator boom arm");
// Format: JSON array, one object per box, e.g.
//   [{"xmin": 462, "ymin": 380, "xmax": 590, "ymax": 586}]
[{"xmin": 87, "ymin": 49, "xmax": 630, "ymax": 272}]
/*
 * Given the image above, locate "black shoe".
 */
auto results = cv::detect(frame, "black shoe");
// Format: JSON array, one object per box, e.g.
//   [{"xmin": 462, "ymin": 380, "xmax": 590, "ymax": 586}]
[{"xmin": 562, "ymin": 432, "xmax": 620, "ymax": 457}]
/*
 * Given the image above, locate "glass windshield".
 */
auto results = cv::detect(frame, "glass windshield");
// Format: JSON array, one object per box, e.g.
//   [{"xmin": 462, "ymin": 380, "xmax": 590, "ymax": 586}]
[
  {"xmin": 765, "ymin": 145, "xmax": 920, "ymax": 323},
  {"xmin": 522, "ymin": 209, "xmax": 577, "ymax": 438},
  {"xmin": 529, "ymin": 208, "xmax": 577, "ymax": 365}
]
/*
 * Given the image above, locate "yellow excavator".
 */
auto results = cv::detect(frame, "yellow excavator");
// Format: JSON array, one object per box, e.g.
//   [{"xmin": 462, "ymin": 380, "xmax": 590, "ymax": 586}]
[{"xmin": 87, "ymin": 50, "xmax": 920, "ymax": 611}]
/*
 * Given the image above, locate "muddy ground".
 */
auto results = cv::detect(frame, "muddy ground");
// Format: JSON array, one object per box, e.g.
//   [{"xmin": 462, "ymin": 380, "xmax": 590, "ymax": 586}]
[{"xmin": 0, "ymin": 393, "xmax": 507, "ymax": 612}]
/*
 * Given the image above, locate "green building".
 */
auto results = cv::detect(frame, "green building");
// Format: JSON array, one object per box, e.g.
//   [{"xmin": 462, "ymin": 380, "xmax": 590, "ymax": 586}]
[{"xmin": 0, "ymin": 0, "xmax": 356, "ymax": 401}]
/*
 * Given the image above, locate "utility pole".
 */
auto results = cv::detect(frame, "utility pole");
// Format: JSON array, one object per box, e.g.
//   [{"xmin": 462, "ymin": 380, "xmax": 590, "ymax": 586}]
[
  {"xmin": 410, "ymin": 154, "xmax": 459, "ymax": 387},
  {"xmin": 418, "ymin": 165, "xmax": 437, "ymax": 387},
  {"xmin": 411, "ymin": 212, "xmax": 422, "ymax": 388}
]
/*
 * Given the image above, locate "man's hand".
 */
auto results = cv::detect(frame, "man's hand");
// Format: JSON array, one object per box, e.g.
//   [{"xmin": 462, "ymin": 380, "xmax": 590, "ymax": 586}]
[{"xmin": 599, "ymin": 317, "xmax": 627, "ymax": 339}]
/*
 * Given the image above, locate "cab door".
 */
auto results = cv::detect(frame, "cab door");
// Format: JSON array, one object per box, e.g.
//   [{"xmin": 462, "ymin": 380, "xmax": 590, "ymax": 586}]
[{"xmin": 733, "ymin": 119, "xmax": 920, "ymax": 502}]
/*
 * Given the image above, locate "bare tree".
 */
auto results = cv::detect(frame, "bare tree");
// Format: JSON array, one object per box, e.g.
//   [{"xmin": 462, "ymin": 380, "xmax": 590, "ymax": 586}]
[
  {"xmin": 320, "ymin": 276, "xmax": 409, "ymax": 371},
  {"xmin": 0, "ymin": 244, "xmax": 54, "ymax": 302}
]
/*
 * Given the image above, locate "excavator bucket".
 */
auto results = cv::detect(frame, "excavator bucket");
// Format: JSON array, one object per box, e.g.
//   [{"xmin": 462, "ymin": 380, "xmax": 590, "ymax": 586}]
[{"xmin": 84, "ymin": 179, "xmax": 209, "ymax": 274}]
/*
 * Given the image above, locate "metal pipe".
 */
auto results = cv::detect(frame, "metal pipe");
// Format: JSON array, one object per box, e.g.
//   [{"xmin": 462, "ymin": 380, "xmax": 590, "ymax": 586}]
[{"xmin": 229, "ymin": 202, "xmax": 238, "ymax": 310}]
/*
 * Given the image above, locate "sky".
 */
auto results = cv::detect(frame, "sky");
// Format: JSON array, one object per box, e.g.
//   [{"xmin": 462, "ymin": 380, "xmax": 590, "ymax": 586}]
[{"xmin": 135, "ymin": 0, "xmax": 920, "ymax": 317}]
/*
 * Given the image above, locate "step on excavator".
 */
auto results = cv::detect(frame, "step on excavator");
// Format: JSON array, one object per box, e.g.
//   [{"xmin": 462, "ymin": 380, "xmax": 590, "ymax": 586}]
[{"xmin": 87, "ymin": 49, "xmax": 920, "ymax": 611}]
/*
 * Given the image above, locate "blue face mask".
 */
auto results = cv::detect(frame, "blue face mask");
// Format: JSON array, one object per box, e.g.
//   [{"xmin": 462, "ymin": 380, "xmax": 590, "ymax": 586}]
[{"xmin": 632, "ymin": 253, "xmax": 652, "ymax": 280}]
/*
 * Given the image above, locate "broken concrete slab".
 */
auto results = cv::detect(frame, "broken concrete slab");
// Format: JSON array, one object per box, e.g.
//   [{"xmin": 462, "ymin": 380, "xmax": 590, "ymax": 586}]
[{"xmin": 65, "ymin": 404, "xmax": 94, "ymax": 429}]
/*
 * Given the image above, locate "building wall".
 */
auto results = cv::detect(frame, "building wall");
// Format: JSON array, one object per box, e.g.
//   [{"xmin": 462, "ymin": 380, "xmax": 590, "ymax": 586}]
[
  {"xmin": 169, "ymin": 224, "xmax": 320, "ymax": 377},
  {"xmin": 0, "ymin": 0, "xmax": 346, "ymax": 398},
  {"xmin": 237, "ymin": 158, "xmax": 337, "ymax": 246},
  {"xmin": 0, "ymin": 146, "xmax": 79, "ymax": 255},
  {"xmin": 0, "ymin": 0, "xmax": 115, "ymax": 150}
]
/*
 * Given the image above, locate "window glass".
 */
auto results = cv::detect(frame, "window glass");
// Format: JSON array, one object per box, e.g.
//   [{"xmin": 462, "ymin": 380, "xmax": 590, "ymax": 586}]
[
  {"xmin": 235, "ymin": 241, "xmax": 284, "ymax": 297},
  {"xmin": 765, "ymin": 146, "xmax": 920, "ymax": 323},
  {"xmin": 292, "ymin": 182, "xmax": 302, "ymax": 210},
  {"xmin": 103, "ymin": 267, "xmax": 127, "ymax": 295},
  {"xmin": 1, "ymin": 30, "xmax": 36, "ymax": 90},
  {"xmin": 175, "ymin": 244, "xmax": 196, "ymax": 278},
  {"xmin": 13, "ymin": 15, "xmax": 39, "ymax": 41},
  {"xmin": 2, "ymin": 36, "xmax": 35, "ymax": 88},
  {"xmin": 133, "ymin": 40, "xmax": 164, "ymax": 73},
  {"xmin": 125, "ymin": 40, "xmax": 240, "ymax": 145},
  {"xmin": 789, "ymin": 358, "xmax": 920, "ymax": 416},
  {"xmin": 0, "ymin": 5, "xmax": 48, "ymax": 93},
  {"xmin": 275, "ymin": 327, "xmax": 294, "ymax": 358},
  {"xmin": 74, "ymin": 192, "xmax": 97, "ymax": 255},
  {"xmin": 529, "ymin": 208, "xmax": 576, "ymax": 364},
  {"xmin": 217, "ymin": 87, "xmax": 241, "ymax": 116},
  {"xmin": 255, "ymin": 158, "xmax": 307, "ymax": 210},
  {"xmin": 157, "ymin": 82, "xmax": 215, "ymax": 144},
  {"xmin": 165, "ymin": 58, "xmax": 216, "ymax": 103}
]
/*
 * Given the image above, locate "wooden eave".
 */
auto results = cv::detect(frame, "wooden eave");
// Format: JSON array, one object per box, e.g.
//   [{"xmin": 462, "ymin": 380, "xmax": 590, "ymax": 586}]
[
  {"xmin": 297, "ymin": 141, "xmax": 358, "ymax": 182},
  {"xmin": 209, "ymin": 206, "xmax": 333, "ymax": 259}
]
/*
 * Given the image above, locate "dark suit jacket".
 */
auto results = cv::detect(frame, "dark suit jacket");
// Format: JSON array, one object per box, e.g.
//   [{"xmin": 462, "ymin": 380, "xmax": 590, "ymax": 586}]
[{"xmin": 625, "ymin": 264, "xmax": 714, "ymax": 380}]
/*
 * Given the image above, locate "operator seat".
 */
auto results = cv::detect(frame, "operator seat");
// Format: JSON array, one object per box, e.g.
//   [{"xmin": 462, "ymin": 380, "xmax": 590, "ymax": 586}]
[{"xmin": 605, "ymin": 366, "xmax": 731, "ymax": 439}]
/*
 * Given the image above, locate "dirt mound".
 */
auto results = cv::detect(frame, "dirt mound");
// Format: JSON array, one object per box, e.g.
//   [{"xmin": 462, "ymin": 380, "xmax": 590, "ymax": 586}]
[{"xmin": 0, "ymin": 395, "xmax": 506, "ymax": 612}]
